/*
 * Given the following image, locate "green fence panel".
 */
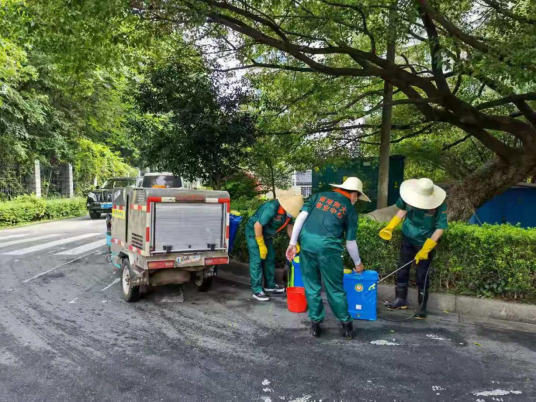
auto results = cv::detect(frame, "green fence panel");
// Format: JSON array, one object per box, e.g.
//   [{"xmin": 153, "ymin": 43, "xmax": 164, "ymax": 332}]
[{"xmin": 312, "ymin": 155, "xmax": 405, "ymax": 213}]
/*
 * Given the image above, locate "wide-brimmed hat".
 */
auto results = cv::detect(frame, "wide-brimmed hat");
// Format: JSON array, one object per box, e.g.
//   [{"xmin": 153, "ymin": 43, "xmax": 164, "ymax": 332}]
[
  {"xmin": 400, "ymin": 178, "xmax": 446, "ymax": 210},
  {"xmin": 330, "ymin": 177, "xmax": 371, "ymax": 202},
  {"xmin": 278, "ymin": 195, "xmax": 304, "ymax": 218}
]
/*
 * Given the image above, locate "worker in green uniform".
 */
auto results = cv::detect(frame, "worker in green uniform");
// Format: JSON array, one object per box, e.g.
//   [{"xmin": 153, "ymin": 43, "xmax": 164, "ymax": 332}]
[
  {"xmin": 247, "ymin": 195, "xmax": 304, "ymax": 301},
  {"xmin": 286, "ymin": 177, "xmax": 370, "ymax": 339},
  {"xmin": 379, "ymin": 178, "xmax": 448, "ymax": 319}
]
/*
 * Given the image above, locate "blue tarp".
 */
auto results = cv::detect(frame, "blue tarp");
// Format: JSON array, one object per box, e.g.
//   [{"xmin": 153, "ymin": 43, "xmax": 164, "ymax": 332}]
[{"xmin": 469, "ymin": 184, "xmax": 536, "ymax": 228}]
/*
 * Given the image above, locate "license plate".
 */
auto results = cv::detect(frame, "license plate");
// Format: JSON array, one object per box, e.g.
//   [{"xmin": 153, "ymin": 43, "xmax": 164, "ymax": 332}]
[
  {"xmin": 176, "ymin": 255, "xmax": 201, "ymax": 265},
  {"xmin": 101, "ymin": 203, "xmax": 112, "ymax": 209}
]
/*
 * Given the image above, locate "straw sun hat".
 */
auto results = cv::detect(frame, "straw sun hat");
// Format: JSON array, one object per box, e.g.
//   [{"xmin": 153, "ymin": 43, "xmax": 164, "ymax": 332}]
[
  {"xmin": 400, "ymin": 178, "xmax": 446, "ymax": 210},
  {"xmin": 330, "ymin": 177, "xmax": 371, "ymax": 202},
  {"xmin": 278, "ymin": 195, "xmax": 304, "ymax": 218}
]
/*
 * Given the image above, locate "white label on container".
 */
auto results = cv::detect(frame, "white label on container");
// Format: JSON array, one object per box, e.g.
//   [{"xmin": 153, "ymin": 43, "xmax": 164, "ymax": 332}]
[{"xmin": 356, "ymin": 305, "xmax": 362, "ymax": 310}]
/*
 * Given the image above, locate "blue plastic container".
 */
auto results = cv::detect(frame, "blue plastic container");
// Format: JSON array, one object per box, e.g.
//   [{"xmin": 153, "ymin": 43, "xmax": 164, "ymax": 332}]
[
  {"xmin": 344, "ymin": 270, "xmax": 378, "ymax": 321},
  {"xmin": 228, "ymin": 214, "xmax": 242, "ymax": 253},
  {"xmin": 288, "ymin": 254, "xmax": 305, "ymax": 288}
]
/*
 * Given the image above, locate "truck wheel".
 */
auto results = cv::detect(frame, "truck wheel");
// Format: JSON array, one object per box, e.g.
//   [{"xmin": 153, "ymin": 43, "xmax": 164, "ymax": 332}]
[
  {"xmin": 195, "ymin": 271, "xmax": 213, "ymax": 292},
  {"xmin": 89, "ymin": 211, "xmax": 101, "ymax": 219},
  {"xmin": 122, "ymin": 259, "xmax": 140, "ymax": 302}
]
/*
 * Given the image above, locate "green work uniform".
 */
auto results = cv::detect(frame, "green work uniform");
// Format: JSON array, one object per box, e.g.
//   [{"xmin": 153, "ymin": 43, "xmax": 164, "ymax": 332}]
[
  {"xmin": 298, "ymin": 191, "xmax": 358, "ymax": 323},
  {"xmin": 246, "ymin": 200, "xmax": 291, "ymax": 294},
  {"xmin": 395, "ymin": 197, "xmax": 448, "ymax": 246}
]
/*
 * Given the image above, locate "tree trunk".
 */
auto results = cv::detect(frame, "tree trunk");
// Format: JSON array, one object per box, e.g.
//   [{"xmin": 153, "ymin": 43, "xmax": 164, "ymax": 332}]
[
  {"xmin": 377, "ymin": 2, "xmax": 397, "ymax": 209},
  {"xmin": 448, "ymin": 153, "xmax": 536, "ymax": 221},
  {"xmin": 269, "ymin": 163, "xmax": 276, "ymax": 199}
]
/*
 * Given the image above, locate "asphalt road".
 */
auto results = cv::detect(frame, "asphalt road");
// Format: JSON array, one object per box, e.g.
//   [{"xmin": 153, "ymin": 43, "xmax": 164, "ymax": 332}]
[{"xmin": 0, "ymin": 216, "xmax": 535, "ymax": 402}]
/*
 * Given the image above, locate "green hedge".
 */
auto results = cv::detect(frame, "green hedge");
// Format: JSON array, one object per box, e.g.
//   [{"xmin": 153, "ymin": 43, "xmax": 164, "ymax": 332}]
[
  {"xmin": 0, "ymin": 196, "xmax": 87, "ymax": 227},
  {"xmin": 231, "ymin": 207, "xmax": 536, "ymax": 302}
]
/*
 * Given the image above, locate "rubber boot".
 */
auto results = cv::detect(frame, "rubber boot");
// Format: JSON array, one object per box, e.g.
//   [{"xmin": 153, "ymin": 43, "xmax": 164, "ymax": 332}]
[
  {"xmin": 341, "ymin": 321, "xmax": 356, "ymax": 340},
  {"xmin": 386, "ymin": 283, "xmax": 408, "ymax": 310},
  {"xmin": 310, "ymin": 321, "xmax": 321, "ymax": 338},
  {"xmin": 414, "ymin": 288, "xmax": 429, "ymax": 319}
]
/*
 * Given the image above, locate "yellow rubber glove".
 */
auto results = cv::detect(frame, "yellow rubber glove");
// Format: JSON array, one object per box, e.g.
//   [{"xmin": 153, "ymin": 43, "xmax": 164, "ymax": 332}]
[
  {"xmin": 415, "ymin": 238, "xmax": 437, "ymax": 264},
  {"xmin": 379, "ymin": 215, "xmax": 402, "ymax": 241},
  {"xmin": 256, "ymin": 236, "xmax": 268, "ymax": 260},
  {"xmin": 296, "ymin": 243, "xmax": 301, "ymax": 254}
]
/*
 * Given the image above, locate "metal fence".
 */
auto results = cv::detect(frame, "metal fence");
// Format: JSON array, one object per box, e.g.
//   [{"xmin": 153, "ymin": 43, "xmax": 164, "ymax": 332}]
[
  {"xmin": 0, "ymin": 162, "xmax": 72, "ymax": 200},
  {"xmin": 0, "ymin": 164, "xmax": 31, "ymax": 200},
  {"xmin": 40, "ymin": 165, "xmax": 63, "ymax": 198},
  {"xmin": 300, "ymin": 186, "xmax": 313, "ymax": 198}
]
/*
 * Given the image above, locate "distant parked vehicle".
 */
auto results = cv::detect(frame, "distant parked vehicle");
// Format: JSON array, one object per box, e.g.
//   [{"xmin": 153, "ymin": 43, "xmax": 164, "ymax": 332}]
[
  {"xmin": 138, "ymin": 172, "xmax": 183, "ymax": 189},
  {"xmin": 87, "ymin": 177, "xmax": 137, "ymax": 219}
]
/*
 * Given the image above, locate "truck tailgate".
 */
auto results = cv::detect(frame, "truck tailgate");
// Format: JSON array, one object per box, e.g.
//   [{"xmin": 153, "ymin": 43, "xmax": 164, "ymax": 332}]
[{"xmin": 153, "ymin": 203, "xmax": 225, "ymax": 253}]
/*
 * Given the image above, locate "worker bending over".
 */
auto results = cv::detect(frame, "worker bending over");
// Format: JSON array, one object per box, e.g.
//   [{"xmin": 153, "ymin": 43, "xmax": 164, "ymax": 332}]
[
  {"xmin": 286, "ymin": 178, "xmax": 370, "ymax": 339},
  {"xmin": 379, "ymin": 178, "xmax": 448, "ymax": 319},
  {"xmin": 247, "ymin": 196, "xmax": 304, "ymax": 302}
]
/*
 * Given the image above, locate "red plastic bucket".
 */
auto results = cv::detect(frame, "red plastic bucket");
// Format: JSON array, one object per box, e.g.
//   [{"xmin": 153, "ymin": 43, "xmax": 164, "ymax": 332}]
[{"xmin": 287, "ymin": 287, "xmax": 307, "ymax": 313}]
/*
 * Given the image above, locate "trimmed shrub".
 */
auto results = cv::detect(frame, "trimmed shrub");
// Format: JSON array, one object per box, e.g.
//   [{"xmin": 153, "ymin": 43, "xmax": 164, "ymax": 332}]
[
  {"xmin": 230, "ymin": 208, "xmax": 536, "ymax": 302},
  {"xmin": 0, "ymin": 196, "xmax": 87, "ymax": 227}
]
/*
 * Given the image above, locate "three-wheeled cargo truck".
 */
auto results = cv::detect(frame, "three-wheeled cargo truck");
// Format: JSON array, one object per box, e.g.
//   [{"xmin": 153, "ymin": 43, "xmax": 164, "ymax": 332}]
[{"xmin": 110, "ymin": 187, "xmax": 230, "ymax": 302}]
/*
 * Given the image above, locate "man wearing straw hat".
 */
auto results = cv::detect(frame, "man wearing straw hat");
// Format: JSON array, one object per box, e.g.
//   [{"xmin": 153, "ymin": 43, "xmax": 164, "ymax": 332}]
[
  {"xmin": 247, "ymin": 195, "xmax": 304, "ymax": 302},
  {"xmin": 286, "ymin": 177, "xmax": 370, "ymax": 339},
  {"xmin": 379, "ymin": 178, "xmax": 448, "ymax": 319}
]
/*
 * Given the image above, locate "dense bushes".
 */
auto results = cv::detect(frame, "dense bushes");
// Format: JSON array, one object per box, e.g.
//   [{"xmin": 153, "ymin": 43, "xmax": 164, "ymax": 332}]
[
  {"xmin": 230, "ymin": 206, "xmax": 536, "ymax": 302},
  {"xmin": 0, "ymin": 196, "xmax": 87, "ymax": 227}
]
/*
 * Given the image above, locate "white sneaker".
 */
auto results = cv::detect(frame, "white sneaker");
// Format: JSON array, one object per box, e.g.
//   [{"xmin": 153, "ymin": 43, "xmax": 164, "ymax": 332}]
[
  {"xmin": 265, "ymin": 284, "xmax": 285, "ymax": 294},
  {"xmin": 253, "ymin": 292, "xmax": 270, "ymax": 301}
]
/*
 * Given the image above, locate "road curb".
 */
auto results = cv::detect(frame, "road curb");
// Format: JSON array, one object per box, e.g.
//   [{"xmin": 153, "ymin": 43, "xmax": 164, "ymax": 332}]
[{"xmin": 222, "ymin": 259, "xmax": 536, "ymax": 332}]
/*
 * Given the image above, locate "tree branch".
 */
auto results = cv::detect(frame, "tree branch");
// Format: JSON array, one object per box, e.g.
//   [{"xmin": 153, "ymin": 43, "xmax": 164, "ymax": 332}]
[
  {"xmin": 476, "ymin": 92, "xmax": 536, "ymax": 110},
  {"xmin": 415, "ymin": 0, "xmax": 519, "ymax": 67},
  {"xmin": 417, "ymin": 1, "xmax": 451, "ymax": 93},
  {"xmin": 320, "ymin": 0, "xmax": 376, "ymax": 54},
  {"xmin": 442, "ymin": 134, "xmax": 472, "ymax": 150},
  {"xmin": 481, "ymin": 0, "xmax": 536, "ymax": 25}
]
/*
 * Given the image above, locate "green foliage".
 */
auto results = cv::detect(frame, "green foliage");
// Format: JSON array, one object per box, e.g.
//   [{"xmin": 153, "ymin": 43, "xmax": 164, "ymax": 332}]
[
  {"xmin": 0, "ymin": 0, "xmax": 141, "ymax": 182},
  {"xmin": 230, "ymin": 210, "xmax": 536, "ymax": 302},
  {"xmin": 222, "ymin": 171, "xmax": 263, "ymax": 200},
  {"xmin": 133, "ymin": 48, "xmax": 257, "ymax": 189},
  {"xmin": 73, "ymin": 139, "xmax": 138, "ymax": 195},
  {"xmin": 0, "ymin": 196, "xmax": 87, "ymax": 227}
]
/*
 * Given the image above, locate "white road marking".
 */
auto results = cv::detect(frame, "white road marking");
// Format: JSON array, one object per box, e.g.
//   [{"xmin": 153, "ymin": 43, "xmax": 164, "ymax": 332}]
[
  {"xmin": 474, "ymin": 390, "xmax": 522, "ymax": 397},
  {"xmin": 370, "ymin": 340, "xmax": 400, "ymax": 346},
  {"xmin": 69, "ymin": 298, "xmax": 78, "ymax": 304},
  {"xmin": 0, "ymin": 234, "xmax": 60, "ymax": 249},
  {"xmin": 21, "ymin": 251, "xmax": 100, "ymax": 284},
  {"xmin": 56, "ymin": 239, "xmax": 107, "ymax": 255},
  {"xmin": 101, "ymin": 278, "xmax": 120, "ymax": 291},
  {"xmin": 5, "ymin": 233, "xmax": 101, "ymax": 255},
  {"xmin": 0, "ymin": 234, "xmax": 25, "ymax": 241}
]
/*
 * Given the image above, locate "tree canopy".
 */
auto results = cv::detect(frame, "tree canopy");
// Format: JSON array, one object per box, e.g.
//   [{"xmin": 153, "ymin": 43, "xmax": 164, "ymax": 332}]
[
  {"xmin": 133, "ymin": 47, "xmax": 257, "ymax": 189},
  {"xmin": 131, "ymin": 0, "xmax": 536, "ymax": 218}
]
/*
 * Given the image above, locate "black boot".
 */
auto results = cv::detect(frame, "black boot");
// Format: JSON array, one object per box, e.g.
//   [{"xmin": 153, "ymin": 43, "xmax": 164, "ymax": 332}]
[
  {"xmin": 342, "ymin": 321, "xmax": 356, "ymax": 340},
  {"xmin": 310, "ymin": 321, "xmax": 321, "ymax": 337},
  {"xmin": 414, "ymin": 288, "xmax": 429, "ymax": 319},
  {"xmin": 386, "ymin": 283, "xmax": 408, "ymax": 310}
]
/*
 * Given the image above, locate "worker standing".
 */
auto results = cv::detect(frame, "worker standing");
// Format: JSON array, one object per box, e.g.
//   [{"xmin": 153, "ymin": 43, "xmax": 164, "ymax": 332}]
[
  {"xmin": 286, "ymin": 178, "xmax": 370, "ymax": 339},
  {"xmin": 247, "ymin": 196, "xmax": 304, "ymax": 302},
  {"xmin": 379, "ymin": 178, "xmax": 448, "ymax": 319}
]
